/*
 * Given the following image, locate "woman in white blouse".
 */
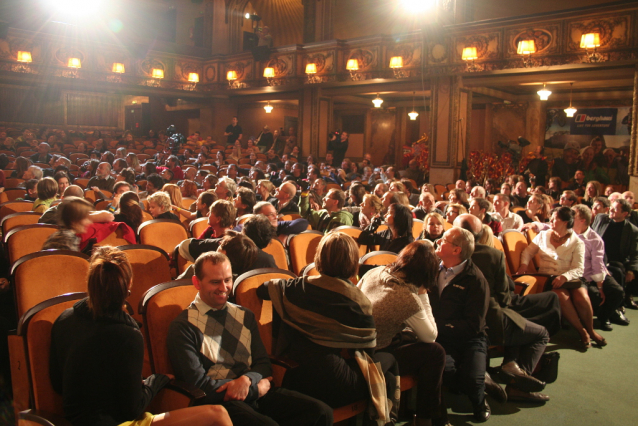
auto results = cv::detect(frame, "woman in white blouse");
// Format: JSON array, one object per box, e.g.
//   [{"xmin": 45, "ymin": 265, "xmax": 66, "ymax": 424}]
[
  {"xmin": 358, "ymin": 240, "xmax": 446, "ymax": 426},
  {"xmin": 517, "ymin": 207, "xmax": 605, "ymax": 348}
]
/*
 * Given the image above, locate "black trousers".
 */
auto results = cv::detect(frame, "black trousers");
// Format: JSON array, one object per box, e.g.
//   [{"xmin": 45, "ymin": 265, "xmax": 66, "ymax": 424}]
[
  {"xmin": 502, "ymin": 317, "xmax": 549, "ymax": 375},
  {"xmin": 380, "ymin": 341, "xmax": 446, "ymax": 420},
  {"xmin": 222, "ymin": 387, "xmax": 333, "ymax": 426},
  {"xmin": 587, "ymin": 275, "xmax": 624, "ymax": 320},
  {"xmin": 282, "ymin": 352, "xmax": 398, "ymax": 409},
  {"xmin": 441, "ymin": 335, "xmax": 487, "ymax": 407},
  {"xmin": 509, "ymin": 291, "xmax": 561, "ymax": 336}
]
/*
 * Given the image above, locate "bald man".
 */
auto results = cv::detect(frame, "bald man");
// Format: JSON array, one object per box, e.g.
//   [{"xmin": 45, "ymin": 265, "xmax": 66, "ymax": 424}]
[
  {"xmin": 273, "ymin": 182, "xmax": 299, "ymax": 215},
  {"xmin": 454, "ymin": 214, "xmax": 551, "ymax": 403}
]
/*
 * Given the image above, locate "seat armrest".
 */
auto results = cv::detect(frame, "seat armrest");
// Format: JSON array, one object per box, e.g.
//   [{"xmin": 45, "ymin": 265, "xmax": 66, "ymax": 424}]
[
  {"xmin": 166, "ymin": 379, "xmax": 206, "ymax": 400},
  {"xmin": 19, "ymin": 409, "xmax": 72, "ymax": 426},
  {"xmin": 270, "ymin": 356, "xmax": 298, "ymax": 370}
]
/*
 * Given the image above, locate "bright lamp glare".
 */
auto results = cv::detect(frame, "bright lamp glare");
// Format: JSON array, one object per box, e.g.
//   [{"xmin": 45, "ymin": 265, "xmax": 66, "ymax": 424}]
[
  {"xmin": 400, "ymin": 0, "xmax": 436, "ymax": 13},
  {"xmin": 48, "ymin": 0, "xmax": 104, "ymax": 17}
]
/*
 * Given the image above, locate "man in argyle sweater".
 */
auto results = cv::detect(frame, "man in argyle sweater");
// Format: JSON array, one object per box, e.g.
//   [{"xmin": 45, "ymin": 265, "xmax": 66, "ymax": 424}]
[{"xmin": 167, "ymin": 252, "xmax": 332, "ymax": 426}]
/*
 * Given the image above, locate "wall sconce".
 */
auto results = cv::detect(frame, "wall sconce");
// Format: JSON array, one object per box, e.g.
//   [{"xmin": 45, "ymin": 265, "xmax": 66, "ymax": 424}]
[
  {"xmin": 264, "ymin": 101, "xmax": 273, "ymax": 113},
  {"xmin": 145, "ymin": 68, "xmax": 164, "ymax": 87},
  {"xmin": 580, "ymin": 32, "xmax": 603, "ymax": 63},
  {"xmin": 346, "ymin": 58, "xmax": 363, "ymax": 81},
  {"xmin": 389, "ymin": 56, "xmax": 406, "ymax": 78},
  {"xmin": 263, "ymin": 67, "xmax": 275, "ymax": 85},
  {"xmin": 372, "ymin": 94, "xmax": 383, "ymax": 108},
  {"xmin": 227, "ymin": 70, "xmax": 243, "ymax": 89},
  {"xmin": 64, "ymin": 57, "xmax": 82, "ymax": 78},
  {"xmin": 564, "ymin": 83, "xmax": 577, "ymax": 118},
  {"xmin": 185, "ymin": 72, "xmax": 199, "ymax": 91},
  {"xmin": 408, "ymin": 91, "xmax": 419, "ymax": 121},
  {"xmin": 517, "ymin": 40, "xmax": 536, "ymax": 68},
  {"xmin": 461, "ymin": 47, "xmax": 481, "ymax": 72},
  {"xmin": 108, "ymin": 62, "xmax": 125, "ymax": 83},
  {"xmin": 537, "ymin": 83, "xmax": 551, "ymax": 101},
  {"xmin": 305, "ymin": 63, "xmax": 320, "ymax": 84},
  {"xmin": 244, "ymin": 12, "xmax": 261, "ymax": 30},
  {"xmin": 13, "ymin": 51, "xmax": 32, "ymax": 73}
]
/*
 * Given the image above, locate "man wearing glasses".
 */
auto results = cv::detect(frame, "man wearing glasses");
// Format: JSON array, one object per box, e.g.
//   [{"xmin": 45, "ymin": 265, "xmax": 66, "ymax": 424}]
[{"xmin": 430, "ymin": 227, "xmax": 491, "ymax": 422}]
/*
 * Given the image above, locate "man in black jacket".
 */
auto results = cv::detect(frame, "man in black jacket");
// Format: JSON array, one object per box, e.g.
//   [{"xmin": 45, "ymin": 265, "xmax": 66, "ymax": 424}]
[
  {"xmin": 592, "ymin": 198, "xmax": 638, "ymax": 309},
  {"xmin": 430, "ymin": 227, "xmax": 491, "ymax": 422},
  {"xmin": 455, "ymin": 215, "xmax": 551, "ymax": 403}
]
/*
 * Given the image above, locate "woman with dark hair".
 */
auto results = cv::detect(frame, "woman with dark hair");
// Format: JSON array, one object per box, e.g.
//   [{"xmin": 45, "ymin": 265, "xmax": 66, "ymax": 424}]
[
  {"xmin": 578, "ymin": 146, "xmax": 610, "ymax": 184},
  {"xmin": 10, "ymin": 156, "xmax": 32, "ymax": 178},
  {"xmin": 137, "ymin": 162, "xmax": 157, "ymax": 181},
  {"xmin": 517, "ymin": 207, "xmax": 604, "ymax": 348},
  {"xmin": 114, "ymin": 191, "xmax": 143, "ymax": 233},
  {"xmin": 358, "ymin": 240, "xmax": 447, "ymax": 426},
  {"xmin": 214, "ymin": 150, "xmax": 226, "ymax": 168},
  {"xmin": 257, "ymin": 233, "xmax": 399, "ymax": 423},
  {"xmin": 117, "ymin": 168, "xmax": 137, "ymax": 191},
  {"xmin": 49, "ymin": 246, "xmax": 232, "ymax": 426},
  {"xmin": 358, "ymin": 203, "xmax": 415, "ymax": 253},
  {"xmin": 81, "ymin": 159, "xmax": 100, "ymax": 178},
  {"xmin": 448, "ymin": 188, "xmax": 469, "ymax": 209}
]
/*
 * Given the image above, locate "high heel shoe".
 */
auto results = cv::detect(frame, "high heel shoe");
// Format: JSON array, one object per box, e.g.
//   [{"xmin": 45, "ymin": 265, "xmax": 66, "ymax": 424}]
[
  {"xmin": 592, "ymin": 335, "xmax": 607, "ymax": 347},
  {"xmin": 580, "ymin": 336, "xmax": 591, "ymax": 351}
]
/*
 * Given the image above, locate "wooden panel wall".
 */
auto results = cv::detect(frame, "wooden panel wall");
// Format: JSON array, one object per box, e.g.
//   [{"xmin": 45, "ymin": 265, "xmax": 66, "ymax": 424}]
[
  {"xmin": 0, "ymin": 85, "xmax": 64, "ymax": 126},
  {"xmin": 66, "ymin": 94, "xmax": 120, "ymax": 127}
]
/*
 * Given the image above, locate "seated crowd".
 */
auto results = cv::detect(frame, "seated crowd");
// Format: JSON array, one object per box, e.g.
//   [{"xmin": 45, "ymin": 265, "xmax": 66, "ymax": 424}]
[{"xmin": 0, "ymin": 126, "xmax": 635, "ymax": 426}]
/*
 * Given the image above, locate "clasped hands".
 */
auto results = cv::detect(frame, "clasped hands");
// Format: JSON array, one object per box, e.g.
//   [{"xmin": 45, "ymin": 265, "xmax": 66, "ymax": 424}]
[{"xmin": 216, "ymin": 375, "xmax": 272, "ymax": 402}]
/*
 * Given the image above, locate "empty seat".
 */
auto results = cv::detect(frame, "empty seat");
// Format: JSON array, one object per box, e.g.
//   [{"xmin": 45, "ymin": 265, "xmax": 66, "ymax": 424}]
[
  {"xmin": 0, "ymin": 200, "xmax": 34, "ymax": 223},
  {"xmin": 286, "ymin": 231, "xmax": 323, "ymax": 275},
  {"xmin": 331, "ymin": 226, "xmax": 366, "ymax": 257},
  {"xmin": 11, "ymin": 250, "xmax": 90, "ymax": 320},
  {"xmin": 359, "ymin": 250, "xmax": 398, "ymax": 266},
  {"xmin": 262, "ymin": 239, "xmax": 288, "ymax": 270},
  {"xmin": 119, "ymin": 245, "xmax": 172, "ymax": 322},
  {"xmin": 138, "ymin": 219, "xmax": 188, "ymax": 255},
  {"xmin": 5, "ymin": 224, "xmax": 59, "ymax": 264},
  {"xmin": 1, "ymin": 212, "xmax": 41, "ymax": 235}
]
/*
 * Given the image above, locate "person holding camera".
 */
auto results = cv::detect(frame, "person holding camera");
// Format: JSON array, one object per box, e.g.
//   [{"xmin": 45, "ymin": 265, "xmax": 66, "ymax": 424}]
[{"xmin": 327, "ymin": 131, "xmax": 349, "ymax": 168}]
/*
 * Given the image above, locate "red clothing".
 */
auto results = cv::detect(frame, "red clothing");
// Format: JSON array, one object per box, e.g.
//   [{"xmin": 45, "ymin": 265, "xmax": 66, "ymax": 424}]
[{"xmin": 79, "ymin": 222, "xmax": 137, "ymax": 250}]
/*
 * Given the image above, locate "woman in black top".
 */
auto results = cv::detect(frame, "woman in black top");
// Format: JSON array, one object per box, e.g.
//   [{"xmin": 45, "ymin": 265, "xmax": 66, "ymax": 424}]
[
  {"xmin": 358, "ymin": 203, "xmax": 414, "ymax": 254},
  {"xmin": 49, "ymin": 246, "xmax": 231, "ymax": 426},
  {"xmin": 517, "ymin": 194, "xmax": 545, "ymax": 224}
]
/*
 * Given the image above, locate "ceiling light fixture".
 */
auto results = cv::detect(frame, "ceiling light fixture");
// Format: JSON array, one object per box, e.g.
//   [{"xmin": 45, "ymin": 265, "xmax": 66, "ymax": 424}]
[
  {"xmin": 372, "ymin": 94, "xmax": 383, "ymax": 108},
  {"xmin": 564, "ymin": 83, "xmax": 577, "ymax": 117},
  {"xmin": 537, "ymin": 83, "xmax": 551, "ymax": 101},
  {"xmin": 264, "ymin": 101, "xmax": 273, "ymax": 113},
  {"xmin": 408, "ymin": 91, "xmax": 419, "ymax": 120}
]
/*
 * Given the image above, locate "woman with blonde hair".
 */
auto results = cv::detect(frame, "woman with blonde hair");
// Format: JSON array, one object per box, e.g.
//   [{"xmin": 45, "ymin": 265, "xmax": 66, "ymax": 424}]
[
  {"xmin": 420, "ymin": 212, "xmax": 446, "ymax": 242},
  {"xmin": 49, "ymin": 246, "xmax": 232, "ymax": 426},
  {"xmin": 126, "ymin": 153, "xmax": 142, "ymax": 174},
  {"xmin": 162, "ymin": 183, "xmax": 183, "ymax": 211},
  {"xmin": 478, "ymin": 224, "xmax": 495, "ymax": 247},
  {"xmin": 256, "ymin": 179, "xmax": 276, "ymax": 202},
  {"xmin": 359, "ymin": 193, "xmax": 383, "ymax": 228},
  {"xmin": 582, "ymin": 180, "xmax": 602, "ymax": 208},
  {"xmin": 517, "ymin": 194, "xmax": 546, "ymax": 224}
]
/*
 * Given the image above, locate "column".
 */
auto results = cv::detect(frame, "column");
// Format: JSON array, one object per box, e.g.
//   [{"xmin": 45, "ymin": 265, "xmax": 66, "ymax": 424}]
[
  {"xmin": 300, "ymin": 86, "xmax": 332, "ymax": 158},
  {"xmin": 629, "ymin": 66, "xmax": 638, "ymax": 193},
  {"xmin": 428, "ymin": 75, "xmax": 469, "ymax": 185}
]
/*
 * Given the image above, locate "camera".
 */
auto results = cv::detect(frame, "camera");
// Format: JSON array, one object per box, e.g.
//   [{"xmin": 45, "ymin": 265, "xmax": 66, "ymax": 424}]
[{"xmin": 166, "ymin": 125, "xmax": 186, "ymax": 155}]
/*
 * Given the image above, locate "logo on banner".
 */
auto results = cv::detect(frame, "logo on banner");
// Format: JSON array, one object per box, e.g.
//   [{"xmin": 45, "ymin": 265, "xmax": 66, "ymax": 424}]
[{"xmin": 570, "ymin": 108, "xmax": 617, "ymax": 135}]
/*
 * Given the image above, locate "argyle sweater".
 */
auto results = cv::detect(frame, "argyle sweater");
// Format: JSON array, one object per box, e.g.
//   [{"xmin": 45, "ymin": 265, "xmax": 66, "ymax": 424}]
[{"xmin": 167, "ymin": 294, "xmax": 272, "ymax": 404}]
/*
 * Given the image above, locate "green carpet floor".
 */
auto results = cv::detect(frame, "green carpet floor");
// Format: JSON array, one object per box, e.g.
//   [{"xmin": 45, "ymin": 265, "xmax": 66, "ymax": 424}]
[
  {"xmin": 398, "ymin": 309, "xmax": 638, "ymax": 426},
  {"xmin": 2, "ymin": 311, "xmax": 635, "ymax": 425}
]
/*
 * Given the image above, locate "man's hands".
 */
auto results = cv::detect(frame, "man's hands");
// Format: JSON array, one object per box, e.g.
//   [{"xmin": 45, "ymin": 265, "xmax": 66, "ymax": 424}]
[
  {"xmin": 597, "ymin": 281, "xmax": 606, "ymax": 306},
  {"xmin": 216, "ymin": 375, "xmax": 251, "ymax": 402},
  {"xmin": 257, "ymin": 377, "xmax": 272, "ymax": 398}
]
